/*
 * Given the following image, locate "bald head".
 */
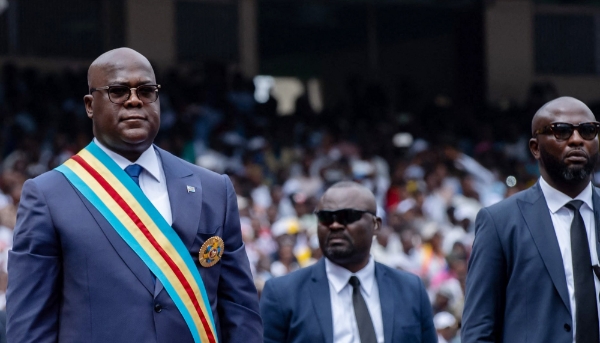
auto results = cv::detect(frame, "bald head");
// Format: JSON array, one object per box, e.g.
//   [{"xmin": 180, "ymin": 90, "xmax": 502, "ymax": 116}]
[
  {"xmin": 531, "ymin": 96, "xmax": 594, "ymax": 136},
  {"xmin": 319, "ymin": 181, "xmax": 377, "ymax": 213},
  {"xmin": 87, "ymin": 48, "xmax": 154, "ymax": 89}
]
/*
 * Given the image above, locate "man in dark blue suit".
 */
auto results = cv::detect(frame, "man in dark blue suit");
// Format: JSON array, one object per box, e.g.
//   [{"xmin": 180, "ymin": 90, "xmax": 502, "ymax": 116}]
[
  {"xmin": 462, "ymin": 97, "xmax": 600, "ymax": 343},
  {"xmin": 260, "ymin": 181, "xmax": 436, "ymax": 343},
  {"xmin": 6, "ymin": 48, "xmax": 262, "ymax": 343}
]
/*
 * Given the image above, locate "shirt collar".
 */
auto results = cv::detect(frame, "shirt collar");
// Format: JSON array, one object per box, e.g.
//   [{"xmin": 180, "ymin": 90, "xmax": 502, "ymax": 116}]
[
  {"xmin": 325, "ymin": 256, "xmax": 376, "ymax": 296},
  {"xmin": 93, "ymin": 138, "xmax": 162, "ymax": 183},
  {"xmin": 539, "ymin": 176, "xmax": 593, "ymax": 213}
]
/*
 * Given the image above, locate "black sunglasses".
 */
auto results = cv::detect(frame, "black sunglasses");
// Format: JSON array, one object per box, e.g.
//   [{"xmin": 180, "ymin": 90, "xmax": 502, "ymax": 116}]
[
  {"xmin": 534, "ymin": 122, "xmax": 600, "ymax": 141},
  {"xmin": 90, "ymin": 84, "xmax": 161, "ymax": 104},
  {"xmin": 315, "ymin": 208, "xmax": 376, "ymax": 226}
]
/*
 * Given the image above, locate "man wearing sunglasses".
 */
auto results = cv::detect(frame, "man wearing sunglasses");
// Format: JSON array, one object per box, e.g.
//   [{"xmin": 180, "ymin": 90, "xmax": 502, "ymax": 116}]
[
  {"xmin": 6, "ymin": 48, "xmax": 262, "ymax": 343},
  {"xmin": 463, "ymin": 96, "xmax": 600, "ymax": 343},
  {"xmin": 260, "ymin": 181, "xmax": 437, "ymax": 343}
]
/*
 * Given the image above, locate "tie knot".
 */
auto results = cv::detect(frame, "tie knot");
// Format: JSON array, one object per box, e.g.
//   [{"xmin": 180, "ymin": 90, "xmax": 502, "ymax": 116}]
[
  {"xmin": 349, "ymin": 276, "xmax": 360, "ymax": 289},
  {"xmin": 125, "ymin": 164, "xmax": 143, "ymax": 178},
  {"xmin": 566, "ymin": 200, "xmax": 584, "ymax": 211}
]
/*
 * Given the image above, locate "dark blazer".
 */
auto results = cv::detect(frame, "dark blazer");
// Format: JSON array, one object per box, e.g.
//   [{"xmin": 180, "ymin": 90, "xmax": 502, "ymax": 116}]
[
  {"xmin": 6, "ymin": 147, "xmax": 263, "ymax": 343},
  {"xmin": 260, "ymin": 258, "xmax": 437, "ymax": 343},
  {"xmin": 0, "ymin": 311, "xmax": 6, "ymax": 343},
  {"xmin": 462, "ymin": 182, "xmax": 600, "ymax": 343}
]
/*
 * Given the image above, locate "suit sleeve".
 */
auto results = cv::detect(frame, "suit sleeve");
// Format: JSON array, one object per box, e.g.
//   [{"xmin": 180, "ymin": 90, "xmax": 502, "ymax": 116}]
[
  {"xmin": 417, "ymin": 277, "xmax": 437, "ymax": 343},
  {"xmin": 6, "ymin": 179, "xmax": 61, "ymax": 343},
  {"xmin": 461, "ymin": 208, "xmax": 507, "ymax": 343},
  {"xmin": 260, "ymin": 279, "xmax": 288, "ymax": 343},
  {"xmin": 216, "ymin": 175, "xmax": 263, "ymax": 343}
]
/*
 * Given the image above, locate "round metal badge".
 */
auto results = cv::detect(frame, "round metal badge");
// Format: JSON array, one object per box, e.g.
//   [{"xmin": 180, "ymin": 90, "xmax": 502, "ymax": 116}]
[{"xmin": 199, "ymin": 236, "xmax": 225, "ymax": 267}]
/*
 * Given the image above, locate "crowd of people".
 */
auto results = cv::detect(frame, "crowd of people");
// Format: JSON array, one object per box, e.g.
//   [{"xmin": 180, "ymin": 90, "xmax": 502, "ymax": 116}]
[{"xmin": 0, "ymin": 60, "xmax": 582, "ymax": 342}]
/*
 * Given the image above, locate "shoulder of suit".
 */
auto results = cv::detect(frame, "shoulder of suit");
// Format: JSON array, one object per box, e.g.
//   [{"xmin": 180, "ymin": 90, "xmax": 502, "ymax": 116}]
[
  {"xmin": 265, "ymin": 262, "xmax": 318, "ymax": 287},
  {"xmin": 16, "ymin": 170, "xmax": 73, "ymax": 202},
  {"xmin": 29, "ymin": 169, "xmax": 70, "ymax": 188},
  {"xmin": 375, "ymin": 261, "xmax": 422, "ymax": 285},
  {"xmin": 155, "ymin": 146, "xmax": 229, "ymax": 180},
  {"xmin": 480, "ymin": 184, "xmax": 536, "ymax": 215}
]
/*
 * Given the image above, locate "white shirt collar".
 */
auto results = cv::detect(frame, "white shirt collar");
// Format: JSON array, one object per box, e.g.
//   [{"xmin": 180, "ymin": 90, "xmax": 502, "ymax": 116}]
[
  {"xmin": 325, "ymin": 256, "xmax": 376, "ymax": 296},
  {"xmin": 539, "ymin": 176, "xmax": 593, "ymax": 213},
  {"xmin": 93, "ymin": 138, "xmax": 162, "ymax": 183}
]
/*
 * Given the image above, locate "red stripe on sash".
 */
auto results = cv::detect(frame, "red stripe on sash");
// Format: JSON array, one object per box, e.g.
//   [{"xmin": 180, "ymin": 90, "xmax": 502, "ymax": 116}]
[{"xmin": 71, "ymin": 155, "xmax": 216, "ymax": 343}]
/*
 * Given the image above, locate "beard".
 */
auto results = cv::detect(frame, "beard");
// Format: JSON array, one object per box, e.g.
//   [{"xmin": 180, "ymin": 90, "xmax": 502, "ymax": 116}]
[
  {"xmin": 322, "ymin": 235, "xmax": 355, "ymax": 261},
  {"xmin": 319, "ymin": 232, "xmax": 365, "ymax": 266},
  {"xmin": 540, "ymin": 145, "xmax": 598, "ymax": 183}
]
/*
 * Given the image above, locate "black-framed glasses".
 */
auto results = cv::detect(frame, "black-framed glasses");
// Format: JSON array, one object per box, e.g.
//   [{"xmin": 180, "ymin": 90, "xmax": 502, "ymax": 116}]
[
  {"xmin": 534, "ymin": 122, "xmax": 600, "ymax": 141},
  {"xmin": 90, "ymin": 84, "xmax": 161, "ymax": 104},
  {"xmin": 315, "ymin": 208, "xmax": 376, "ymax": 226}
]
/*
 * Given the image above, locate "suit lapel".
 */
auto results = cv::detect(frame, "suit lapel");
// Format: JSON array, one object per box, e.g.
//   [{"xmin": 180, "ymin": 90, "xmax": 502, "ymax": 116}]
[
  {"xmin": 153, "ymin": 147, "xmax": 203, "ymax": 296},
  {"xmin": 375, "ymin": 263, "xmax": 394, "ymax": 342},
  {"xmin": 65, "ymin": 174, "xmax": 155, "ymax": 295},
  {"xmin": 309, "ymin": 259, "xmax": 334, "ymax": 343},
  {"xmin": 157, "ymin": 147, "xmax": 203, "ymax": 250},
  {"xmin": 520, "ymin": 183, "xmax": 570, "ymax": 312}
]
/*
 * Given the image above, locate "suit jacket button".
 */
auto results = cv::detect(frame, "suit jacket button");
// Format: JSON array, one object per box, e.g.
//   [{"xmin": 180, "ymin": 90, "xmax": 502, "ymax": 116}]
[
  {"xmin": 154, "ymin": 303, "xmax": 162, "ymax": 313},
  {"xmin": 564, "ymin": 324, "xmax": 571, "ymax": 332}
]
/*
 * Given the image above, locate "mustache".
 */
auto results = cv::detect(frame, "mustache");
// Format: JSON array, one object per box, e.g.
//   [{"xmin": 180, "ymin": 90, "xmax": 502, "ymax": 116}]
[
  {"xmin": 326, "ymin": 231, "xmax": 352, "ymax": 243},
  {"xmin": 565, "ymin": 149, "xmax": 589, "ymax": 159}
]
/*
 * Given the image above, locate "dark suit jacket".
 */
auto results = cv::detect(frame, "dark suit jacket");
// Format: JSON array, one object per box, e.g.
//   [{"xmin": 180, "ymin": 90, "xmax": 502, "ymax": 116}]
[
  {"xmin": 462, "ymin": 182, "xmax": 600, "ymax": 343},
  {"xmin": 0, "ymin": 311, "xmax": 6, "ymax": 343},
  {"xmin": 260, "ymin": 258, "xmax": 437, "ymax": 343},
  {"xmin": 6, "ymin": 146, "xmax": 263, "ymax": 343}
]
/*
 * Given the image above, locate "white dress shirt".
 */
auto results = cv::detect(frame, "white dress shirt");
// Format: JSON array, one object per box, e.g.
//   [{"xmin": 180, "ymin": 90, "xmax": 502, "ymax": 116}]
[
  {"xmin": 539, "ymin": 177, "xmax": 600, "ymax": 341},
  {"xmin": 325, "ymin": 257, "xmax": 384, "ymax": 343},
  {"xmin": 94, "ymin": 138, "xmax": 173, "ymax": 225}
]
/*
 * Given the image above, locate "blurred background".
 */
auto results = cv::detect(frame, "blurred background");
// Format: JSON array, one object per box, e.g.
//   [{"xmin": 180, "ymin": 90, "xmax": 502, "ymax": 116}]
[{"xmin": 1, "ymin": 0, "xmax": 599, "ymax": 340}]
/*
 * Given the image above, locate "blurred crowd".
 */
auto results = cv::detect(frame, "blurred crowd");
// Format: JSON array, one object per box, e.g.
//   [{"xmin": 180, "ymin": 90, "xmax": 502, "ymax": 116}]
[{"xmin": 0, "ymin": 60, "xmax": 592, "ymax": 342}]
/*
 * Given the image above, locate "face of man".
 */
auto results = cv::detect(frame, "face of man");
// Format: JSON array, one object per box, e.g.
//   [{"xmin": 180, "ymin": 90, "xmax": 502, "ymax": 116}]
[
  {"xmin": 531, "ymin": 101, "xmax": 599, "ymax": 191},
  {"xmin": 84, "ymin": 49, "xmax": 160, "ymax": 161},
  {"xmin": 316, "ymin": 186, "xmax": 380, "ymax": 272}
]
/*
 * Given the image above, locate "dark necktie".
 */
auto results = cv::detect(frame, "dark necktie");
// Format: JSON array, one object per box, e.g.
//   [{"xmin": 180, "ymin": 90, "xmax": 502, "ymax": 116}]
[
  {"xmin": 565, "ymin": 200, "xmax": 599, "ymax": 343},
  {"xmin": 348, "ymin": 276, "xmax": 377, "ymax": 343},
  {"xmin": 124, "ymin": 164, "xmax": 143, "ymax": 187}
]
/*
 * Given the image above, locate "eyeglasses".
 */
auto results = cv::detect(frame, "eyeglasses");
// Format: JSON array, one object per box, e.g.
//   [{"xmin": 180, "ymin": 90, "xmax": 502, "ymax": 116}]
[
  {"xmin": 534, "ymin": 122, "xmax": 600, "ymax": 141},
  {"xmin": 315, "ymin": 208, "xmax": 376, "ymax": 226},
  {"xmin": 90, "ymin": 84, "xmax": 161, "ymax": 104}
]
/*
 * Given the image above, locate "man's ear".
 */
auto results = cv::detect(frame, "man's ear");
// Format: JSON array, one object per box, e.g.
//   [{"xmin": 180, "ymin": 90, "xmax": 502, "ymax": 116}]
[
  {"xmin": 84, "ymin": 94, "xmax": 94, "ymax": 119},
  {"xmin": 374, "ymin": 216, "xmax": 382, "ymax": 231},
  {"xmin": 529, "ymin": 137, "xmax": 540, "ymax": 160}
]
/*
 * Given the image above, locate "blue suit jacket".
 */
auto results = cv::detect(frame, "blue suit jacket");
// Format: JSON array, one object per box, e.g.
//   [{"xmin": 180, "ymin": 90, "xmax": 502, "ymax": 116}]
[
  {"xmin": 260, "ymin": 258, "xmax": 437, "ymax": 343},
  {"xmin": 462, "ymin": 182, "xmax": 600, "ymax": 343},
  {"xmin": 6, "ymin": 147, "xmax": 263, "ymax": 343}
]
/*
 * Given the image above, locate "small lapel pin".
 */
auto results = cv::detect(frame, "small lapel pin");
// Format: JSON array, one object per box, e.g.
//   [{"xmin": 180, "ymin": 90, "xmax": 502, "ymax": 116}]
[{"xmin": 187, "ymin": 185, "xmax": 196, "ymax": 193}]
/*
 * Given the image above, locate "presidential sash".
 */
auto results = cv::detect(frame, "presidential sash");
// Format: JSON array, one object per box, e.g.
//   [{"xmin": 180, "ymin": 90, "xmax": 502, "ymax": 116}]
[{"xmin": 55, "ymin": 142, "xmax": 218, "ymax": 343}]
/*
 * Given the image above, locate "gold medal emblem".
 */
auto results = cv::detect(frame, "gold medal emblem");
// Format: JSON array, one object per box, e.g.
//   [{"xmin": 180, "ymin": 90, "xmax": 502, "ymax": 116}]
[{"xmin": 199, "ymin": 236, "xmax": 225, "ymax": 267}]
